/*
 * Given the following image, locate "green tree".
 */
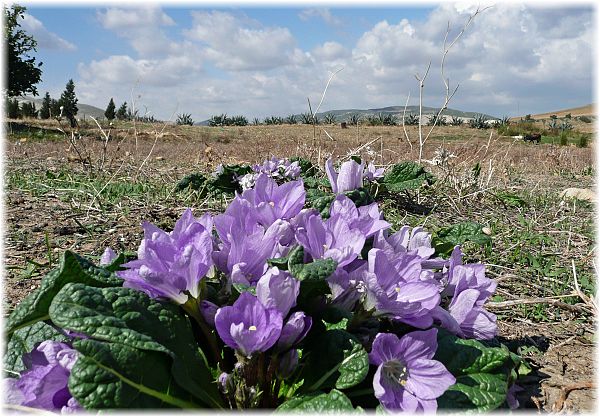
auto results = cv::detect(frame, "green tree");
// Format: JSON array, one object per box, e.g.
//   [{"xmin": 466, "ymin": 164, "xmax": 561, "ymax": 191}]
[
  {"xmin": 49, "ymin": 98, "xmax": 60, "ymax": 118},
  {"xmin": 39, "ymin": 92, "xmax": 51, "ymax": 119},
  {"xmin": 6, "ymin": 97, "xmax": 21, "ymax": 118},
  {"xmin": 116, "ymin": 102, "xmax": 127, "ymax": 120},
  {"xmin": 58, "ymin": 79, "xmax": 78, "ymax": 127},
  {"xmin": 4, "ymin": 4, "xmax": 43, "ymax": 97},
  {"xmin": 104, "ymin": 98, "xmax": 116, "ymax": 120},
  {"xmin": 20, "ymin": 101, "xmax": 37, "ymax": 118}
]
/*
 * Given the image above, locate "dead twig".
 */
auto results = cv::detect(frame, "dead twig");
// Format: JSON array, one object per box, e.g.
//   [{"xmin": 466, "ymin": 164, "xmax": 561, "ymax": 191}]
[
  {"xmin": 550, "ymin": 381, "xmax": 595, "ymax": 412},
  {"xmin": 485, "ymin": 298, "xmax": 592, "ymax": 315}
]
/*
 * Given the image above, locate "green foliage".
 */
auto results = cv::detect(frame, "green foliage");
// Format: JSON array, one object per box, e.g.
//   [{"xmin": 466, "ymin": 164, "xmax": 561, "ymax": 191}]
[
  {"xmin": 231, "ymin": 115, "xmax": 248, "ymax": 126},
  {"xmin": 276, "ymin": 389, "xmax": 359, "ymax": 412},
  {"xmin": 579, "ymin": 115, "xmax": 592, "ymax": 123},
  {"xmin": 20, "ymin": 101, "xmax": 37, "ymax": 118},
  {"xmin": 4, "ymin": 4, "xmax": 43, "ymax": 97},
  {"xmin": 403, "ymin": 113, "xmax": 419, "ymax": 125},
  {"xmin": 432, "ymin": 222, "xmax": 491, "ymax": 256},
  {"xmin": 5, "ymin": 250, "xmax": 123, "ymax": 337},
  {"xmin": 264, "ymin": 116, "xmax": 284, "ymax": 125},
  {"xmin": 6, "ymin": 97, "xmax": 21, "ymax": 118},
  {"xmin": 427, "ymin": 114, "xmax": 445, "ymax": 126},
  {"xmin": 49, "ymin": 283, "xmax": 222, "ymax": 408},
  {"xmin": 4, "ymin": 321, "xmax": 68, "ymax": 375},
  {"xmin": 323, "ymin": 113, "xmax": 337, "ymax": 124},
  {"xmin": 564, "ymin": 113, "xmax": 571, "ymax": 119},
  {"xmin": 382, "ymin": 161, "xmax": 435, "ymax": 193},
  {"xmin": 524, "ymin": 114, "xmax": 532, "ymax": 121},
  {"xmin": 348, "ymin": 114, "xmax": 361, "ymax": 126},
  {"xmin": 435, "ymin": 330, "xmax": 527, "ymax": 411},
  {"xmin": 495, "ymin": 191, "xmax": 528, "ymax": 208},
  {"xmin": 577, "ymin": 133, "xmax": 590, "ymax": 148},
  {"xmin": 104, "ymin": 98, "xmax": 116, "ymax": 120},
  {"xmin": 300, "ymin": 112, "xmax": 313, "ymax": 124},
  {"xmin": 116, "ymin": 102, "xmax": 128, "ymax": 120},
  {"xmin": 59, "ymin": 79, "xmax": 78, "ymax": 127},
  {"xmin": 560, "ymin": 120, "xmax": 573, "ymax": 131},
  {"xmin": 469, "ymin": 114, "xmax": 488, "ymax": 129},
  {"xmin": 450, "ymin": 115, "xmax": 464, "ymax": 126},
  {"xmin": 366, "ymin": 115, "xmax": 380, "ymax": 126},
  {"xmin": 50, "ymin": 98, "xmax": 61, "ymax": 118},
  {"xmin": 39, "ymin": 92, "xmax": 51, "ymax": 119},
  {"xmin": 175, "ymin": 164, "xmax": 252, "ymax": 196},
  {"xmin": 252, "ymin": 117, "xmax": 262, "ymax": 125},
  {"xmin": 176, "ymin": 113, "xmax": 194, "ymax": 126},
  {"xmin": 288, "ymin": 246, "xmax": 337, "ymax": 282},
  {"xmin": 300, "ymin": 330, "xmax": 369, "ymax": 392},
  {"xmin": 285, "ymin": 114, "xmax": 297, "ymax": 124},
  {"xmin": 559, "ymin": 131, "xmax": 569, "ymax": 146}
]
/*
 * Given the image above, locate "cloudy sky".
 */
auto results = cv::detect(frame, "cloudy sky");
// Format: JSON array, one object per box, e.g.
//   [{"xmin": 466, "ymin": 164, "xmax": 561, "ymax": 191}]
[{"xmin": 22, "ymin": 1, "xmax": 595, "ymax": 121}]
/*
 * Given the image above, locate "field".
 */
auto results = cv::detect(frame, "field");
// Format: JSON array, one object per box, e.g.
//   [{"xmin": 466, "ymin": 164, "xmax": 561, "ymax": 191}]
[{"xmin": 4, "ymin": 116, "xmax": 597, "ymax": 411}]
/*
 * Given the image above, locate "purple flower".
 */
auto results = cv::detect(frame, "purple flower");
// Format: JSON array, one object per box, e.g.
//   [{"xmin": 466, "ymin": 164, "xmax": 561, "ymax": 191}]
[
  {"xmin": 224, "ymin": 220, "xmax": 292, "ymax": 286},
  {"xmin": 277, "ymin": 349, "xmax": 299, "ymax": 379},
  {"xmin": 373, "ymin": 226, "xmax": 436, "ymax": 260},
  {"xmin": 295, "ymin": 212, "xmax": 365, "ymax": 268},
  {"xmin": 363, "ymin": 249, "xmax": 440, "ymax": 328},
  {"xmin": 241, "ymin": 174, "xmax": 305, "ymax": 227},
  {"xmin": 215, "ymin": 292, "xmax": 283, "ymax": 357},
  {"xmin": 99, "ymin": 247, "xmax": 117, "ymax": 266},
  {"xmin": 256, "ymin": 267, "xmax": 300, "ymax": 317},
  {"xmin": 5, "ymin": 341, "xmax": 81, "ymax": 413},
  {"xmin": 325, "ymin": 158, "xmax": 364, "ymax": 193},
  {"xmin": 369, "ymin": 329, "xmax": 455, "ymax": 412},
  {"xmin": 200, "ymin": 300, "xmax": 219, "ymax": 327},
  {"xmin": 364, "ymin": 162, "xmax": 385, "ymax": 181},
  {"xmin": 445, "ymin": 263, "xmax": 497, "ymax": 340},
  {"xmin": 118, "ymin": 208, "xmax": 213, "ymax": 304},
  {"xmin": 329, "ymin": 195, "xmax": 390, "ymax": 238},
  {"xmin": 252, "ymin": 157, "xmax": 301, "ymax": 181},
  {"xmin": 277, "ymin": 312, "xmax": 312, "ymax": 350},
  {"xmin": 506, "ymin": 383, "xmax": 523, "ymax": 409}
]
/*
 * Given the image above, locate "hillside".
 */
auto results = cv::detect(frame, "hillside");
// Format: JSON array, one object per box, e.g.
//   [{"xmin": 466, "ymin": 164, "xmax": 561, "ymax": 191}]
[
  {"xmin": 15, "ymin": 96, "xmax": 106, "ymax": 120},
  {"xmin": 511, "ymin": 104, "xmax": 595, "ymax": 121},
  {"xmin": 198, "ymin": 105, "xmax": 498, "ymax": 125}
]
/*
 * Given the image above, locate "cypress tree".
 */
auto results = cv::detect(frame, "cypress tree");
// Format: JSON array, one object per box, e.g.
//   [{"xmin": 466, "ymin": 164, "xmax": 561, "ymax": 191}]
[
  {"xmin": 116, "ymin": 102, "xmax": 127, "ymax": 120},
  {"xmin": 58, "ymin": 79, "xmax": 78, "ymax": 127},
  {"xmin": 104, "ymin": 97, "xmax": 116, "ymax": 120},
  {"xmin": 39, "ymin": 92, "xmax": 51, "ymax": 119}
]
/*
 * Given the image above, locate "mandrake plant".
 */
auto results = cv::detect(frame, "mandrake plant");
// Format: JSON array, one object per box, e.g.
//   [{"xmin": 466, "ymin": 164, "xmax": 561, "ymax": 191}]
[{"xmin": 5, "ymin": 156, "xmax": 529, "ymax": 413}]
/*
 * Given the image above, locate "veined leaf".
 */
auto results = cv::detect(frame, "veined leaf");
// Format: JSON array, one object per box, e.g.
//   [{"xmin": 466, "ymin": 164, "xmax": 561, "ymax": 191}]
[{"xmin": 276, "ymin": 389, "xmax": 360, "ymax": 413}]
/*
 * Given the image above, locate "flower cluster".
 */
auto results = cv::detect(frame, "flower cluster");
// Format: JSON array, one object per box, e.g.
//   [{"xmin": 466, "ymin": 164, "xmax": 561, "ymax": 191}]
[
  {"xmin": 235, "ymin": 157, "xmax": 301, "ymax": 190},
  {"xmin": 6, "ymin": 157, "xmax": 505, "ymax": 413}
]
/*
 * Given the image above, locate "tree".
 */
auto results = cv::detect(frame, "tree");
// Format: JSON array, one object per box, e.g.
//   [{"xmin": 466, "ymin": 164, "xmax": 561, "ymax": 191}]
[
  {"xmin": 39, "ymin": 92, "xmax": 51, "ymax": 119},
  {"xmin": 20, "ymin": 101, "xmax": 37, "ymax": 118},
  {"xmin": 58, "ymin": 79, "xmax": 78, "ymax": 127},
  {"xmin": 104, "ymin": 98, "xmax": 116, "ymax": 120},
  {"xmin": 6, "ymin": 97, "xmax": 21, "ymax": 118},
  {"xmin": 50, "ymin": 98, "xmax": 60, "ymax": 118},
  {"xmin": 4, "ymin": 4, "xmax": 43, "ymax": 97},
  {"xmin": 116, "ymin": 102, "xmax": 128, "ymax": 120}
]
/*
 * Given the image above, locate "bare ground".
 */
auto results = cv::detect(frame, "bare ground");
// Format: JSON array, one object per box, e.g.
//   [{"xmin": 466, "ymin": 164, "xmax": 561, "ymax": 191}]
[{"xmin": 3, "ymin": 119, "xmax": 597, "ymax": 412}]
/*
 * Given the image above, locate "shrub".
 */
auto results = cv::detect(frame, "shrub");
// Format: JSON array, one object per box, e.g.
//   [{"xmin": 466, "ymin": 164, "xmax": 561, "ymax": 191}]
[
  {"xmin": 559, "ymin": 130, "xmax": 569, "ymax": 146},
  {"xmin": 366, "ymin": 115, "xmax": 381, "ymax": 126},
  {"xmin": 231, "ymin": 115, "xmax": 248, "ymax": 126},
  {"xmin": 285, "ymin": 115, "xmax": 297, "ymax": 125},
  {"xmin": 348, "ymin": 114, "xmax": 361, "ymax": 126},
  {"xmin": 469, "ymin": 114, "xmax": 488, "ymax": 129},
  {"xmin": 450, "ymin": 115, "xmax": 464, "ymax": 126},
  {"xmin": 252, "ymin": 117, "xmax": 262, "ymax": 126},
  {"xmin": 322, "ymin": 113, "xmax": 336, "ymax": 125},
  {"xmin": 579, "ymin": 115, "xmax": 592, "ymax": 123},
  {"xmin": 300, "ymin": 113, "xmax": 313, "ymax": 124},
  {"xmin": 6, "ymin": 97, "xmax": 21, "ymax": 118},
  {"xmin": 176, "ymin": 113, "xmax": 194, "ymax": 126},
  {"xmin": 577, "ymin": 133, "xmax": 590, "ymax": 148},
  {"xmin": 20, "ymin": 101, "xmax": 37, "ymax": 118},
  {"xmin": 403, "ymin": 113, "xmax": 419, "ymax": 126}
]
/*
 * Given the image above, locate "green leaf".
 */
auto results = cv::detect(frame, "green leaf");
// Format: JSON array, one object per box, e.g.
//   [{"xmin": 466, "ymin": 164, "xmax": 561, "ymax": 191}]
[
  {"xmin": 343, "ymin": 188, "xmax": 373, "ymax": 208},
  {"xmin": 432, "ymin": 222, "xmax": 491, "ymax": 256},
  {"xmin": 4, "ymin": 321, "xmax": 68, "ymax": 375},
  {"xmin": 210, "ymin": 164, "xmax": 252, "ymax": 192},
  {"xmin": 102, "ymin": 252, "xmax": 128, "ymax": 273},
  {"xmin": 69, "ymin": 338, "xmax": 200, "ymax": 409},
  {"xmin": 276, "ymin": 389, "xmax": 359, "ymax": 412},
  {"xmin": 290, "ymin": 157, "xmax": 319, "ymax": 177},
  {"xmin": 382, "ymin": 161, "xmax": 434, "ymax": 192},
  {"xmin": 49, "ymin": 283, "xmax": 222, "ymax": 408},
  {"xmin": 437, "ymin": 373, "xmax": 508, "ymax": 412},
  {"xmin": 301, "ymin": 330, "xmax": 369, "ymax": 391},
  {"xmin": 6, "ymin": 251, "xmax": 123, "ymax": 336},
  {"xmin": 174, "ymin": 172, "xmax": 208, "ymax": 192},
  {"xmin": 288, "ymin": 246, "xmax": 338, "ymax": 282},
  {"xmin": 435, "ymin": 330, "xmax": 511, "ymax": 375},
  {"xmin": 495, "ymin": 191, "xmax": 528, "ymax": 208}
]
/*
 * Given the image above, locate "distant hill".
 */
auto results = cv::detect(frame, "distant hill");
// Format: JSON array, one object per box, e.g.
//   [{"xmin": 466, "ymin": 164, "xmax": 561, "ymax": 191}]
[
  {"xmin": 198, "ymin": 105, "xmax": 498, "ymax": 125},
  {"xmin": 526, "ymin": 104, "xmax": 595, "ymax": 120},
  {"xmin": 15, "ymin": 96, "xmax": 106, "ymax": 120}
]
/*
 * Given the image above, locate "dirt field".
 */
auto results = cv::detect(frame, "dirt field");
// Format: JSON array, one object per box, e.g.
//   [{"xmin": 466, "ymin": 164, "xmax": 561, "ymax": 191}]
[{"xmin": 4, "ymin": 118, "xmax": 597, "ymax": 412}]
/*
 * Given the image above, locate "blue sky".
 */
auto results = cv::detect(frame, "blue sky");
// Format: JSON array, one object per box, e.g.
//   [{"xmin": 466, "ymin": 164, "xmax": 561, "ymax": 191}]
[{"xmin": 19, "ymin": 3, "xmax": 595, "ymax": 121}]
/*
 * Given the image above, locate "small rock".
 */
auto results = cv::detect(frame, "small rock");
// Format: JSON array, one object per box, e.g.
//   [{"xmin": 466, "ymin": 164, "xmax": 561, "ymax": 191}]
[
  {"xmin": 559, "ymin": 188, "xmax": 595, "ymax": 202},
  {"xmin": 155, "ymin": 156, "xmax": 165, "ymax": 161},
  {"xmin": 482, "ymin": 227, "xmax": 492, "ymax": 236}
]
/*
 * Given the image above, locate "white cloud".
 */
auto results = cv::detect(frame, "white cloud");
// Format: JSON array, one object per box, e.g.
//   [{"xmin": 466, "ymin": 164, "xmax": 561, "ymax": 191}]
[
  {"xmin": 97, "ymin": 6, "xmax": 177, "ymax": 57},
  {"xmin": 299, "ymin": 8, "xmax": 343, "ymax": 27},
  {"xmin": 184, "ymin": 11, "xmax": 299, "ymax": 71},
  {"xmin": 75, "ymin": 4, "xmax": 593, "ymax": 121},
  {"xmin": 20, "ymin": 13, "xmax": 76, "ymax": 51}
]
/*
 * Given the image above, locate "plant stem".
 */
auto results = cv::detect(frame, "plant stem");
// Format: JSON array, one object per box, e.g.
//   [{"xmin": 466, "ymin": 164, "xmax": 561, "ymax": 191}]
[{"xmin": 182, "ymin": 299, "xmax": 223, "ymax": 368}]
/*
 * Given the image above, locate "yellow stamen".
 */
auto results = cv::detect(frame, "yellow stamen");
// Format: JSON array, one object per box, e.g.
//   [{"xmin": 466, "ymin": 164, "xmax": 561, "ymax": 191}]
[
  {"xmin": 269, "ymin": 201, "xmax": 275, "ymax": 207},
  {"xmin": 248, "ymin": 325, "xmax": 257, "ymax": 331},
  {"xmin": 395, "ymin": 287, "xmax": 401, "ymax": 293}
]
